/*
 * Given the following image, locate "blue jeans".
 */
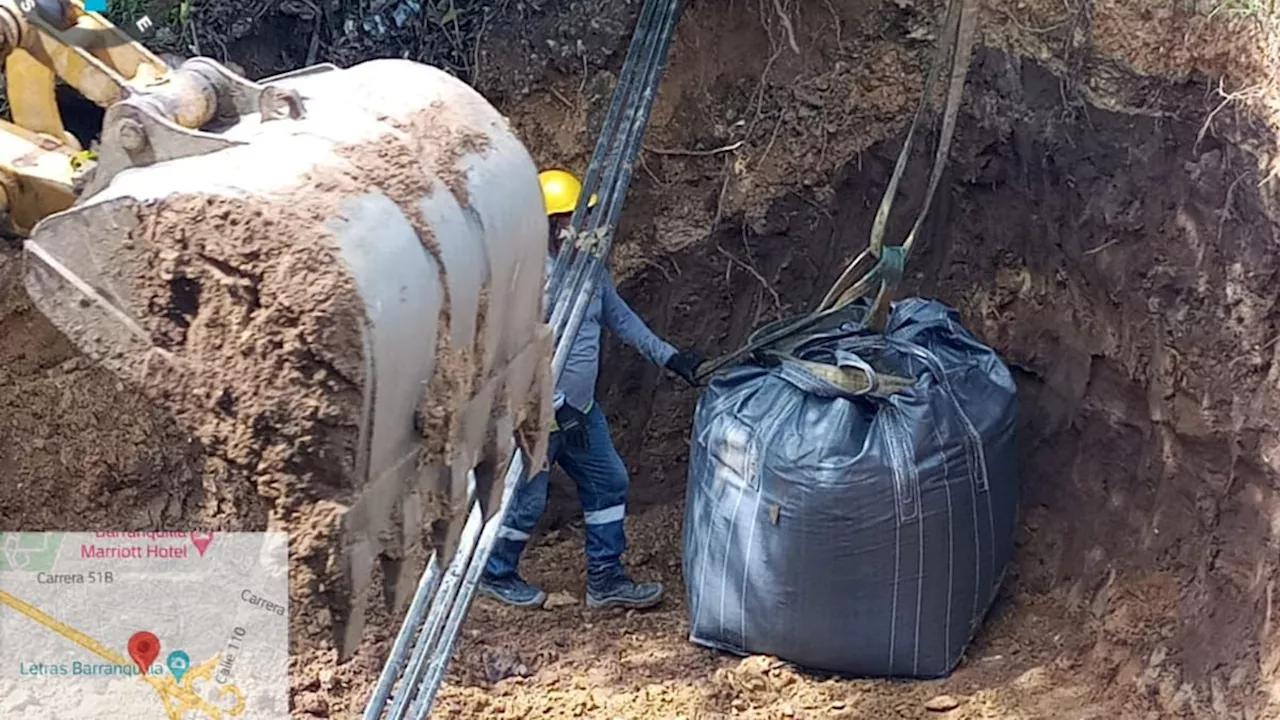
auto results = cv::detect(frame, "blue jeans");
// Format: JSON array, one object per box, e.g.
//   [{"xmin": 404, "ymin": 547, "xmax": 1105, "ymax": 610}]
[{"xmin": 485, "ymin": 404, "xmax": 629, "ymax": 580}]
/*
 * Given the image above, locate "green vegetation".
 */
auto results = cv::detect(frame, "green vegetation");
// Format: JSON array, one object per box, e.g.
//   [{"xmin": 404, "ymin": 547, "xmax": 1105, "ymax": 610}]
[{"xmin": 1204, "ymin": 0, "xmax": 1277, "ymax": 19}]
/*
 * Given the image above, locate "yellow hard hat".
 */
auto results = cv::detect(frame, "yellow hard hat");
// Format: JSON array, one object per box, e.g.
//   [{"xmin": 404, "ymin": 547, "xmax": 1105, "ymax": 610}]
[{"xmin": 538, "ymin": 169, "xmax": 598, "ymax": 216}]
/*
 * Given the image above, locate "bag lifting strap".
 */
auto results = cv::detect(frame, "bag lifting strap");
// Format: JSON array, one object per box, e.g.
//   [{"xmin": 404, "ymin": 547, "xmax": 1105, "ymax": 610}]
[{"xmin": 692, "ymin": 0, "xmax": 980, "ymax": 389}]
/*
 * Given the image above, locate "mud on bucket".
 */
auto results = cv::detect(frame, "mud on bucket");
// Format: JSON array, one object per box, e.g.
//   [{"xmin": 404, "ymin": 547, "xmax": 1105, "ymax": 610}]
[{"xmin": 21, "ymin": 58, "xmax": 552, "ymax": 659}]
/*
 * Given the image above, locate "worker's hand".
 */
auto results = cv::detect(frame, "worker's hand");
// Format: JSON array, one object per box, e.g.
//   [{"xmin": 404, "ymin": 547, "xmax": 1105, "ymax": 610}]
[
  {"xmin": 665, "ymin": 349, "xmax": 706, "ymax": 387},
  {"xmin": 554, "ymin": 404, "xmax": 591, "ymax": 450}
]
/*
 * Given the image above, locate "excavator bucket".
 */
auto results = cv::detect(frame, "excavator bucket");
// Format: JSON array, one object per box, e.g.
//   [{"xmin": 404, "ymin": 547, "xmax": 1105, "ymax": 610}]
[{"xmin": 20, "ymin": 58, "xmax": 552, "ymax": 655}]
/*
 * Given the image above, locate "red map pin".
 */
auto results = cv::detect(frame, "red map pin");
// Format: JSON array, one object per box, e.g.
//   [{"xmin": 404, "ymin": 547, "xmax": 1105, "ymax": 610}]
[{"xmin": 127, "ymin": 631, "xmax": 160, "ymax": 674}]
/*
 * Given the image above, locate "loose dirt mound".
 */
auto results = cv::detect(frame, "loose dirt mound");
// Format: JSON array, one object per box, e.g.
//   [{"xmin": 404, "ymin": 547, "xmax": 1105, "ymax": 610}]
[
  {"xmin": 433, "ymin": 507, "xmax": 1135, "ymax": 719},
  {"xmin": 0, "ymin": 243, "xmax": 206, "ymax": 529},
  {"xmin": 5, "ymin": 0, "xmax": 1280, "ymax": 718}
]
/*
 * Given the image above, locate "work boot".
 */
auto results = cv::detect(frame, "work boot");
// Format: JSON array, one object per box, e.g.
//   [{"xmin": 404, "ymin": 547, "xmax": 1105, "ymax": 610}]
[
  {"xmin": 586, "ymin": 568, "xmax": 663, "ymax": 610},
  {"xmin": 477, "ymin": 573, "xmax": 547, "ymax": 608}
]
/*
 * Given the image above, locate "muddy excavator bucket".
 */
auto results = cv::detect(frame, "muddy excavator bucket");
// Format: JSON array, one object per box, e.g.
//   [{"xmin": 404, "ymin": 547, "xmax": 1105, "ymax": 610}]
[{"xmin": 21, "ymin": 58, "xmax": 552, "ymax": 655}]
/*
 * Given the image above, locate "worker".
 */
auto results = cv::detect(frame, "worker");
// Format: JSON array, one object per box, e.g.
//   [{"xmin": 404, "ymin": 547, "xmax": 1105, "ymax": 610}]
[{"xmin": 478, "ymin": 168, "xmax": 705, "ymax": 610}]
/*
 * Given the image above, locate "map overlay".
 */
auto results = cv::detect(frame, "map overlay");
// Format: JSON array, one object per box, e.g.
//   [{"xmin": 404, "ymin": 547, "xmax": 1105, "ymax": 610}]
[{"xmin": 0, "ymin": 532, "xmax": 288, "ymax": 719}]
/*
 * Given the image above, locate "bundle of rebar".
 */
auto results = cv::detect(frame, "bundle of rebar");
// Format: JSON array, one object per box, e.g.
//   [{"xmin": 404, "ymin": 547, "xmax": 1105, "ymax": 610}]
[{"xmin": 360, "ymin": 1, "xmax": 685, "ymax": 716}]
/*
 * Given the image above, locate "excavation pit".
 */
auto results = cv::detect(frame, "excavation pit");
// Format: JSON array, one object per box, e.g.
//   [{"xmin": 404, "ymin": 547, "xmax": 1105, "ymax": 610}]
[{"xmin": 4, "ymin": 1, "xmax": 1280, "ymax": 718}]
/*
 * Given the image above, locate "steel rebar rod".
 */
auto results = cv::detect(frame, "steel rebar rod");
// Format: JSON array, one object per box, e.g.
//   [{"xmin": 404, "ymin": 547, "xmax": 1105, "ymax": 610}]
[
  {"xmin": 406, "ymin": 453, "xmax": 527, "ymax": 716},
  {"xmin": 547, "ymin": 0, "xmax": 679, "ymax": 331},
  {"xmin": 547, "ymin": 0, "xmax": 663, "ymax": 303},
  {"xmin": 384, "ymin": 503, "xmax": 480, "ymax": 719},
  {"xmin": 551, "ymin": 3, "xmax": 683, "ymax": 376},
  {"xmin": 363, "ymin": 502, "xmax": 480, "ymax": 720},
  {"xmin": 547, "ymin": 6, "xmax": 680, "ymax": 353},
  {"xmin": 360, "ymin": 556, "xmax": 442, "ymax": 720},
  {"xmin": 363, "ymin": 1, "xmax": 685, "ymax": 715}
]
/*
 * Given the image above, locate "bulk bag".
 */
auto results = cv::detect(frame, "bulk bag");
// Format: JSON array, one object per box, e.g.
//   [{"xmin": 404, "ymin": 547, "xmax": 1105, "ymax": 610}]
[{"xmin": 682, "ymin": 298, "xmax": 1019, "ymax": 678}]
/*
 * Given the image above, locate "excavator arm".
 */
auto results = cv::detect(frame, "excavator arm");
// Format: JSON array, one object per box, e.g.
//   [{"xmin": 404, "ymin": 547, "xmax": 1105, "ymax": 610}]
[
  {"xmin": 0, "ymin": 0, "xmax": 302, "ymax": 232},
  {"xmin": 8, "ymin": 0, "xmax": 551, "ymax": 660}
]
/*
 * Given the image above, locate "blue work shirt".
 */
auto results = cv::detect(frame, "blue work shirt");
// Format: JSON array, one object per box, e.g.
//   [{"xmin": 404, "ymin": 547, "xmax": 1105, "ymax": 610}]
[{"xmin": 546, "ymin": 255, "xmax": 677, "ymax": 413}]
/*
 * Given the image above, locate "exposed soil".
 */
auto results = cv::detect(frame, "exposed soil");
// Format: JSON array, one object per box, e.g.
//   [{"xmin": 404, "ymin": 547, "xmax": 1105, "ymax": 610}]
[
  {"xmin": 0, "ymin": 244, "xmax": 207, "ymax": 529},
  {"xmin": 432, "ymin": 506, "xmax": 1131, "ymax": 720},
  {"xmin": 5, "ymin": 0, "xmax": 1280, "ymax": 718},
  {"xmin": 585, "ymin": 43, "xmax": 1280, "ymax": 719},
  {"xmin": 452, "ymin": 1, "xmax": 1280, "ymax": 719}
]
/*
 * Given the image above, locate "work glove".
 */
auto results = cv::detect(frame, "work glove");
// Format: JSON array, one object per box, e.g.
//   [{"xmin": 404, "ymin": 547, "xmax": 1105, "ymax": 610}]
[
  {"xmin": 554, "ymin": 404, "xmax": 591, "ymax": 450},
  {"xmin": 665, "ymin": 349, "xmax": 706, "ymax": 387}
]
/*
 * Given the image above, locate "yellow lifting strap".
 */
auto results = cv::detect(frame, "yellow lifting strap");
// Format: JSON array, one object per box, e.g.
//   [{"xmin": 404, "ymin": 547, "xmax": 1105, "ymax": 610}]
[
  {"xmin": 692, "ymin": 0, "xmax": 979, "ymax": 385},
  {"xmin": 780, "ymin": 356, "xmax": 916, "ymax": 398}
]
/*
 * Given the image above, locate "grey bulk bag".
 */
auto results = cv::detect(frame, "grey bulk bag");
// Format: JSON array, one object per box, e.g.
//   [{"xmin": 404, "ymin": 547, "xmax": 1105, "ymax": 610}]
[{"xmin": 682, "ymin": 297, "xmax": 1019, "ymax": 678}]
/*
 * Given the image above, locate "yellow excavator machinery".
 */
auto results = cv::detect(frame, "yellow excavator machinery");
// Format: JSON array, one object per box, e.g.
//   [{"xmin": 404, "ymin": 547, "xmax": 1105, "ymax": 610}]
[{"xmin": 6, "ymin": 0, "xmax": 552, "ymax": 657}]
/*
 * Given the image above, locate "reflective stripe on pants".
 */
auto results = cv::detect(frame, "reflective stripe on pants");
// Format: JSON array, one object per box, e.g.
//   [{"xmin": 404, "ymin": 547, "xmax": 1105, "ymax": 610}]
[{"xmin": 485, "ymin": 404, "xmax": 630, "ymax": 579}]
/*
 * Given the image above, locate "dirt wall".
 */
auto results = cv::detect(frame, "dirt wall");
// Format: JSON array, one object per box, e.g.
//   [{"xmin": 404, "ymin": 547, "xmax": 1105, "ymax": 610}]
[
  {"xmin": 595, "ymin": 44, "xmax": 1280, "ymax": 715},
  {"xmin": 576, "ymin": 3, "xmax": 1280, "ymax": 716}
]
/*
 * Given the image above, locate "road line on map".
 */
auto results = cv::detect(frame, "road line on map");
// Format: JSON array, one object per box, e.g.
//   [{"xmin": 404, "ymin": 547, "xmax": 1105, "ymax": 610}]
[{"xmin": 0, "ymin": 588, "xmax": 242, "ymax": 719}]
